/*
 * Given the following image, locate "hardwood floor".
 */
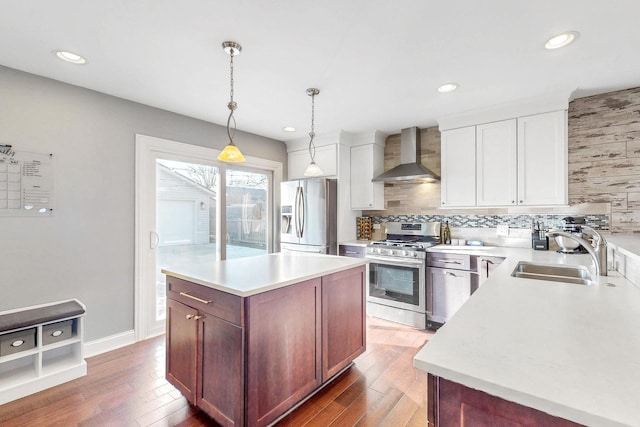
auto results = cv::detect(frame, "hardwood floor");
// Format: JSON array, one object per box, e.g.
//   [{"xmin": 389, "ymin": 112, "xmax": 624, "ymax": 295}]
[{"xmin": 0, "ymin": 317, "xmax": 433, "ymax": 427}]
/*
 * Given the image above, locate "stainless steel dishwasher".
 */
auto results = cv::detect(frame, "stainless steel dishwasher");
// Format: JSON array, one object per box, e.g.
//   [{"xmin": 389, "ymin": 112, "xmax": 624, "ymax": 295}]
[{"xmin": 426, "ymin": 252, "xmax": 479, "ymax": 329}]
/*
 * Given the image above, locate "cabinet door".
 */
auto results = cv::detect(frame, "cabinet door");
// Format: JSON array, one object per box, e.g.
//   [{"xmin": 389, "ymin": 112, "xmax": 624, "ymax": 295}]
[
  {"xmin": 166, "ymin": 299, "xmax": 198, "ymax": 403},
  {"xmin": 441, "ymin": 127, "xmax": 476, "ymax": 207},
  {"xmin": 476, "ymin": 119, "xmax": 517, "ymax": 206},
  {"xmin": 478, "ymin": 256, "xmax": 505, "ymax": 287},
  {"xmin": 427, "ymin": 268, "xmax": 474, "ymax": 324},
  {"xmin": 350, "ymin": 144, "xmax": 384, "ymax": 210},
  {"xmin": 288, "ymin": 144, "xmax": 337, "ymax": 179},
  {"xmin": 517, "ymin": 111, "xmax": 567, "ymax": 205},
  {"xmin": 245, "ymin": 278, "xmax": 321, "ymax": 426},
  {"xmin": 198, "ymin": 314, "xmax": 244, "ymax": 427},
  {"xmin": 322, "ymin": 266, "xmax": 366, "ymax": 380}
]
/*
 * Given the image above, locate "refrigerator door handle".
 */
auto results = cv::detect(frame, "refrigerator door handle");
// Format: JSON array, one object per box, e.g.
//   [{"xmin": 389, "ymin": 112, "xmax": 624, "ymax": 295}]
[
  {"xmin": 294, "ymin": 186, "xmax": 301, "ymax": 238},
  {"xmin": 297, "ymin": 186, "xmax": 305, "ymax": 238}
]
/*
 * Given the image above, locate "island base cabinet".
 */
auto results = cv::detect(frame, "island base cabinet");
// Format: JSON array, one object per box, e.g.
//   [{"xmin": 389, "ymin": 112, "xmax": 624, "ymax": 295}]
[
  {"xmin": 166, "ymin": 277, "xmax": 245, "ymax": 427},
  {"xmin": 199, "ymin": 315, "xmax": 244, "ymax": 427},
  {"xmin": 322, "ymin": 266, "xmax": 366, "ymax": 379},
  {"xmin": 246, "ymin": 278, "xmax": 322, "ymax": 427},
  {"xmin": 166, "ymin": 299, "xmax": 198, "ymax": 404},
  {"xmin": 166, "ymin": 265, "xmax": 366, "ymax": 427},
  {"xmin": 428, "ymin": 374, "xmax": 583, "ymax": 427}
]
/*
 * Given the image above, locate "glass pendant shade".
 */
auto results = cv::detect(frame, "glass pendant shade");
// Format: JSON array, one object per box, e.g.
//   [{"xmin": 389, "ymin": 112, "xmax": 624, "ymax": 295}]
[
  {"xmin": 304, "ymin": 161, "xmax": 323, "ymax": 177},
  {"xmin": 217, "ymin": 142, "xmax": 246, "ymax": 162}
]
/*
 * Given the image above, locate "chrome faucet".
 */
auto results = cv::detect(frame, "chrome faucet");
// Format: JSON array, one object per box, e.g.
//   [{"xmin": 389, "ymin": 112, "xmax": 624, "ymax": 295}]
[{"xmin": 547, "ymin": 227, "xmax": 608, "ymax": 276}]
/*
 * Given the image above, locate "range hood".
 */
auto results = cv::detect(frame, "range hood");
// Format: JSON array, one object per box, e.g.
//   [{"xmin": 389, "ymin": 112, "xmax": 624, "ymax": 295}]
[{"xmin": 373, "ymin": 127, "xmax": 440, "ymax": 183}]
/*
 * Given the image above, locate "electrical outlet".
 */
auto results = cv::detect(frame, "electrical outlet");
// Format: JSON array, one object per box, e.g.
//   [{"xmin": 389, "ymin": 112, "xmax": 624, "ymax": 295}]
[
  {"xmin": 497, "ymin": 224, "xmax": 510, "ymax": 236},
  {"xmin": 373, "ymin": 223, "xmax": 381, "ymax": 230}
]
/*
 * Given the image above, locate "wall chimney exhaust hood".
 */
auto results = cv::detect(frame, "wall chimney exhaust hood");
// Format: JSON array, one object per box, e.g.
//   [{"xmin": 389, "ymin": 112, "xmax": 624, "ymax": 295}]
[{"xmin": 373, "ymin": 127, "xmax": 440, "ymax": 183}]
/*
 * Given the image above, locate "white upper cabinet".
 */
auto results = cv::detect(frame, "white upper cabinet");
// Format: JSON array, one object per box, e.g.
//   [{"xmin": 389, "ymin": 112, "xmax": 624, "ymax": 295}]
[
  {"xmin": 476, "ymin": 119, "xmax": 517, "ymax": 206},
  {"xmin": 440, "ymin": 110, "xmax": 568, "ymax": 208},
  {"xmin": 441, "ymin": 126, "xmax": 476, "ymax": 207},
  {"xmin": 517, "ymin": 110, "xmax": 567, "ymax": 206},
  {"xmin": 287, "ymin": 144, "xmax": 338, "ymax": 180},
  {"xmin": 350, "ymin": 143, "xmax": 384, "ymax": 210}
]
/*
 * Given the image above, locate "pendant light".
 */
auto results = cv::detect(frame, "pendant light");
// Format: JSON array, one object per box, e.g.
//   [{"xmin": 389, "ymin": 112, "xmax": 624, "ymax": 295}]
[
  {"xmin": 217, "ymin": 41, "xmax": 246, "ymax": 163},
  {"xmin": 303, "ymin": 88, "xmax": 323, "ymax": 177}
]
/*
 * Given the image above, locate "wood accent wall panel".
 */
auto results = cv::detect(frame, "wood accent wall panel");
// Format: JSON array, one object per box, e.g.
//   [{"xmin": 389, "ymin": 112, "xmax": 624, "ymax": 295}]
[{"xmin": 568, "ymin": 86, "xmax": 640, "ymax": 232}]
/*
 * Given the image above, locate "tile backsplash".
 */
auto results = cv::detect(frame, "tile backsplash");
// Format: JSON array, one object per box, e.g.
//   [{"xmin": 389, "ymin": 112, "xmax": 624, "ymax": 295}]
[{"xmin": 368, "ymin": 213, "xmax": 609, "ymax": 231}]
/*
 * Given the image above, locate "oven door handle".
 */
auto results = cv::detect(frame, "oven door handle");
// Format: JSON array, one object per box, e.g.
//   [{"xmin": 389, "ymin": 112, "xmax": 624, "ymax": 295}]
[{"xmin": 366, "ymin": 255, "xmax": 425, "ymax": 267}]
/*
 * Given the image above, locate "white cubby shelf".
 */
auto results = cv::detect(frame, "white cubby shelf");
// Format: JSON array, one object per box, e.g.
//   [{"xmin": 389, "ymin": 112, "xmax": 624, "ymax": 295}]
[{"xmin": 0, "ymin": 299, "xmax": 86, "ymax": 405}]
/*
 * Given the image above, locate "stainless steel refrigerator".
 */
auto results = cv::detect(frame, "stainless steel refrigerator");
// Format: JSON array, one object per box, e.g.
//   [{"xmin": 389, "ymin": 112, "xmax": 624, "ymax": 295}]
[{"xmin": 280, "ymin": 178, "xmax": 338, "ymax": 254}]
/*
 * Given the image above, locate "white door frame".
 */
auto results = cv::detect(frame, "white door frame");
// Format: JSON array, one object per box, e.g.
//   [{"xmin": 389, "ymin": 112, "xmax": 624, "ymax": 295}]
[{"xmin": 134, "ymin": 134, "xmax": 282, "ymax": 341}]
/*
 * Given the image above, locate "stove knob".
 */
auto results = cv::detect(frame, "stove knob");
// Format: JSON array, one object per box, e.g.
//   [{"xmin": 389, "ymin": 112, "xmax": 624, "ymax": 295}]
[
  {"xmin": 413, "ymin": 252, "xmax": 419, "ymax": 257},
  {"xmin": 388, "ymin": 249, "xmax": 394, "ymax": 256}
]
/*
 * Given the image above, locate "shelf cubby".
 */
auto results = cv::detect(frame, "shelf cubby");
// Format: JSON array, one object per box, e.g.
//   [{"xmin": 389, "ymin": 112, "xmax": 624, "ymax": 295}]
[{"xmin": 0, "ymin": 299, "xmax": 86, "ymax": 405}]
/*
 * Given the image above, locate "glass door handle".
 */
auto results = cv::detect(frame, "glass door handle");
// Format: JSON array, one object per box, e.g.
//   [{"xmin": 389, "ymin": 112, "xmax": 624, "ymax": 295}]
[{"xmin": 150, "ymin": 231, "xmax": 160, "ymax": 249}]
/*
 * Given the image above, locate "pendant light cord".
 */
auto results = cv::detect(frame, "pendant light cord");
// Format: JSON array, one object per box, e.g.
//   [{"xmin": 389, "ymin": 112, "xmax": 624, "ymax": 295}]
[
  {"xmin": 308, "ymin": 91, "xmax": 316, "ymax": 161},
  {"xmin": 227, "ymin": 48, "xmax": 237, "ymax": 144}
]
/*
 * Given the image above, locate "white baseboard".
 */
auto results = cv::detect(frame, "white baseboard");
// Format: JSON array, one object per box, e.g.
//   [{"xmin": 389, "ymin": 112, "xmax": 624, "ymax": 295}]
[{"xmin": 84, "ymin": 329, "xmax": 136, "ymax": 358}]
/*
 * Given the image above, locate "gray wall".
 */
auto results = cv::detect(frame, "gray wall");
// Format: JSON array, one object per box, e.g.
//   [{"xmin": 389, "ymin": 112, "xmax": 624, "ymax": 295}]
[{"xmin": 0, "ymin": 65, "xmax": 287, "ymax": 341}]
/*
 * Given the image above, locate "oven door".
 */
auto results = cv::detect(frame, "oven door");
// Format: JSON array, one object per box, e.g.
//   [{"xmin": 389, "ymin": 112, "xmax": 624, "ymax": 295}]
[{"xmin": 367, "ymin": 255, "xmax": 425, "ymax": 313}]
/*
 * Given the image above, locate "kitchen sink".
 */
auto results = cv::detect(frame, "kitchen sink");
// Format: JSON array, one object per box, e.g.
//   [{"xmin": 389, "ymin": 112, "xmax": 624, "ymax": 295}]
[{"xmin": 511, "ymin": 261, "xmax": 594, "ymax": 285}]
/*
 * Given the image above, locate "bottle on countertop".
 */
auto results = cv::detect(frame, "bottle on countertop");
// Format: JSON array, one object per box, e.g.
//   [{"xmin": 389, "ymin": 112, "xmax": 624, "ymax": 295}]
[{"xmin": 444, "ymin": 221, "xmax": 451, "ymax": 245}]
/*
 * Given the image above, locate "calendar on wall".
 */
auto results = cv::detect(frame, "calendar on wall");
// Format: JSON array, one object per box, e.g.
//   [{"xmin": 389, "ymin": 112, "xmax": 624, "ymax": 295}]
[{"xmin": 0, "ymin": 145, "xmax": 54, "ymax": 216}]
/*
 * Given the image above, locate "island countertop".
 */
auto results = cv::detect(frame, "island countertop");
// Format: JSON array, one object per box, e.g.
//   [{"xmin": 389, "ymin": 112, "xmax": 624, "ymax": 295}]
[
  {"xmin": 162, "ymin": 252, "xmax": 367, "ymax": 297},
  {"xmin": 415, "ymin": 243, "xmax": 640, "ymax": 426}
]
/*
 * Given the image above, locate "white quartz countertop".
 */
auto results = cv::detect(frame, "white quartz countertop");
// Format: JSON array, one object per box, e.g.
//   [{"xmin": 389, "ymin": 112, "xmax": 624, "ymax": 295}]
[
  {"xmin": 161, "ymin": 252, "xmax": 367, "ymax": 297},
  {"xmin": 607, "ymin": 234, "xmax": 640, "ymax": 262},
  {"xmin": 415, "ymin": 242, "xmax": 640, "ymax": 426}
]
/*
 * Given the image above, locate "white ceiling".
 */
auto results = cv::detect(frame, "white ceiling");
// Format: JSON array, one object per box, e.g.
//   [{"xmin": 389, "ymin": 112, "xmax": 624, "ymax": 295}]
[{"xmin": 2, "ymin": 0, "xmax": 639, "ymax": 143}]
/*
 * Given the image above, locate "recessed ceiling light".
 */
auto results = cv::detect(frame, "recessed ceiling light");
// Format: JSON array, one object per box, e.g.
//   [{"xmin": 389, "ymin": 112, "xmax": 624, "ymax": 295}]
[
  {"xmin": 54, "ymin": 50, "xmax": 87, "ymax": 64},
  {"xmin": 437, "ymin": 83, "xmax": 458, "ymax": 93},
  {"xmin": 545, "ymin": 31, "xmax": 579, "ymax": 50},
  {"xmin": 282, "ymin": 126, "xmax": 296, "ymax": 132}
]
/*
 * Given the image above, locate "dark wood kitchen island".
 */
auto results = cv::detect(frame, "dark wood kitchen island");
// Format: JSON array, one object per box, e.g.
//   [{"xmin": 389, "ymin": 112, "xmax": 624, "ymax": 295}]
[{"xmin": 162, "ymin": 252, "xmax": 367, "ymax": 427}]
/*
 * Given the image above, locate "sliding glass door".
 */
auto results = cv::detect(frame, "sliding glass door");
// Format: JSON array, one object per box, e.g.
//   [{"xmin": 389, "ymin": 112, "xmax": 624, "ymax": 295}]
[
  {"xmin": 225, "ymin": 168, "xmax": 270, "ymax": 260},
  {"xmin": 155, "ymin": 159, "xmax": 218, "ymax": 323},
  {"xmin": 135, "ymin": 134, "xmax": 281, "ymax": 340}
]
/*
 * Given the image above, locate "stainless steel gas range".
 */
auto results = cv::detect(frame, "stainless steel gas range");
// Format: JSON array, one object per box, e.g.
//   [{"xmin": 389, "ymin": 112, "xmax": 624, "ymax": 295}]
[{"xmin": 366, "ymin": 222, "xmax": 440, "ymax": 329}]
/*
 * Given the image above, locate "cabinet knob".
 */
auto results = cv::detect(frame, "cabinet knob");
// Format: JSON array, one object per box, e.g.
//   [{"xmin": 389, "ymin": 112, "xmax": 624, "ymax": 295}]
[
  {"xmin": 511, "ymin": 200, "xmax": 515, "ymax": 204},
  {"xmin": 186, "ymin": 314, "xmax": 203, "ymax": 320},
  {"xmin": 519, "ymin": 200, "xmax": 523, "ymax": 203}
]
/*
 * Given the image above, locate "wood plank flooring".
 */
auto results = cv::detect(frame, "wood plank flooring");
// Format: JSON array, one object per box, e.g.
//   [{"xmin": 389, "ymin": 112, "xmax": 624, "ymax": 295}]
[{"xmin": 0, "ymin": 317, "xmax": 433, "ymax": 427}]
